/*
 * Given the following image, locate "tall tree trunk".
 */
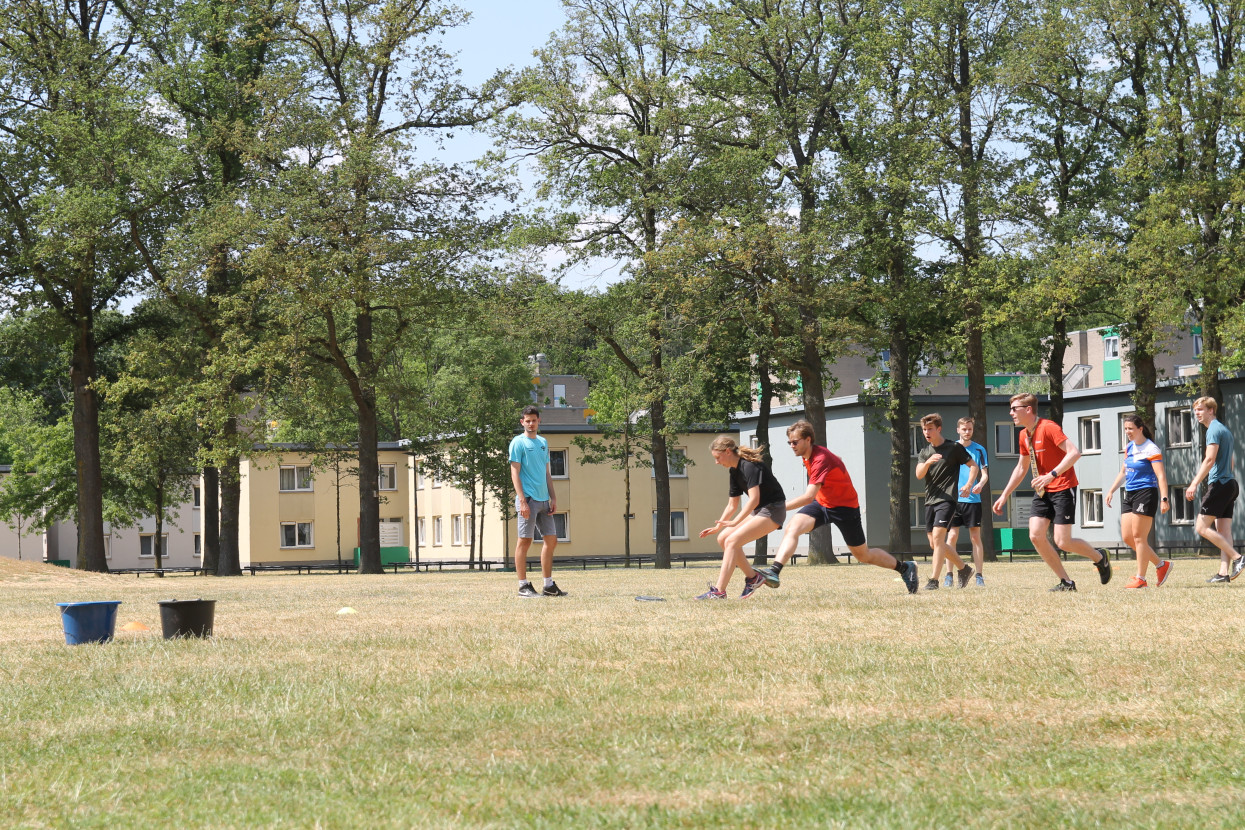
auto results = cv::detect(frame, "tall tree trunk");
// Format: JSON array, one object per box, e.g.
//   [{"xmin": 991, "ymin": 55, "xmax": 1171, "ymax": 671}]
[
  {"xmin": 355, "ymin": 309, "xmax": 382, "ymax": 574},
  {"xmin": 651, "ymin": 396, "xmax": 671, "ymax": 570},
  {"xmin": 1047, "ymin": 315, "xmax": 1068, "ymax": 427},
  {"xmin": 889, "ymin": 320, "xmax": 913, "ymax": 553},
  {"xmin": 1129, "ymin": 320, "xmax": 1158, "ymax": 428},
  {"xmin": 217, "ymin": 450, "xmax": 242, "ymax": 576},
  {"xmin": 154, "ymin": 482, "xmax": 165, "ymax": 575},
  {"xmin": 1200, "ymin": 309, "xmax": 1224, "ymax": 406},
  {"xmin": 753, "ymin": 354, "xmax": 773, "ymax": 566},
  {"xmin": 202, "ymin": 465, "xmax": 220, "ymax": 573},
  {"xmin": 71, "ymin": 301, "xmax": 108, "ymax": 573}
]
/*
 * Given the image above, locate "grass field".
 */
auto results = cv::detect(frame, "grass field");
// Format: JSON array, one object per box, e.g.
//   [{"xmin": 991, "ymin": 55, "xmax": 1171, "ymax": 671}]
[{"xmin": 2, "ymin": 555, "xmax": 1244, "ymax": 828}]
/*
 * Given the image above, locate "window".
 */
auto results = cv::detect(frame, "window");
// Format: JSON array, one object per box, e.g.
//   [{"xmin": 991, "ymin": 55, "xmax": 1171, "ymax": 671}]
[
  {"xmin": 378, "ymin": 464, "xmax": 397, "ymax": 491},
  {"xmin": 1171, "ymin": 488, "xmax": 1196, "ymax": 525},
  {"xmin": 1079, "ymin": 416, "xmax": 1101, "ymax": 453},
  {"xmin": 1103, "ymin": 336, "xmax": 1120, "ymax": 359},
  {"xmin": 1118, "ymin": 412, "xmax": 1136, "ymax": 453},
  {"xmin": 1193, "ymin": 333, "xmax": 1203, "ymax": 358},
  {"xmin": 553, "ymin": 383, "xmax": 566, "ymax": 407},
  {"xmin": 1167, "ymin": 407, "xmax": 1193, "ymax": 447},
  {"xmin": 465, "ymin": 514, "xmax": 474, "ymax": 545},
  {"xmin": 431, "ymin": 473, "xmax": 441, "ymax": 489},
  {"xmin": 550, "ymin": 449, "xmax": 568, "ymax": 478},
  {"xmin": 103, "ymin": 534, "xmax": 111, "ymax": 560},
  {"xmin": 279, "ymin": 465, "xmax": 313, "ymax": 492},
  {"xmin": 651, "ymin": 448, "xmax": 689, "ymax": 478},
  {"xmin": 652, "ymin": 510, "xmax": 688, "ymax": 541},
  {"xmin": 139, "ymin": 534, "xmax": 170, "ymax": 558},
  {"xmin": 1081, "ymin": 490, "xmax": 1104, "ymax": 527},
  {"xmin": 417, "ymin": 518, "xmax": 426, "ymax": 545},
  {"xmin": 280, "ymin": 522, "xmax": 313, "ymax": 548},
  {"xmin": 415, "ymin": 468, "xmax": 424, "ymax": 490},
  {"xmin": 193, "ymin": 485, "xmax": 201, "ymax": 508},
  {"xmin": 452, "ymin": 515, "xmax": 463, "ymax": 545},
  {"xmin": 1011, "ymin": 491, "xmax": 1034, "ymax": 527},
  {"xmin": 909, "ymin": 425, "xmax": 927, "ymax": 458},
  {"xmin": 433, "ymin": 517, "xmax": 443, "ymax": 546},
  {"xmin": 552, "ymin": 512, "xmax": 570, "ymax": 542},
  {"xmin": 996, "ymin": 422, "xmax": 1022, "ymax": 456},
  {"xmin": 909, "ymin": 496, "xmax": 926, "ymax": 528},
  {"xmin": 193, "ymin": 534, "xmax": 201, "ymax": 558}
]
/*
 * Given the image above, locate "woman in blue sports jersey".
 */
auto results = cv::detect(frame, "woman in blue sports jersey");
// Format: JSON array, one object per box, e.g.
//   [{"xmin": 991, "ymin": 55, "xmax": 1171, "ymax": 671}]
[{"xmin": 1105, "ymin": 415, "xmax": 1171, "ymax": 588}]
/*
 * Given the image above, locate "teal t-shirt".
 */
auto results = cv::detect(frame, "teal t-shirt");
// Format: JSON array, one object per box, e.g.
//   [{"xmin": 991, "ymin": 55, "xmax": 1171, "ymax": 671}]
[
  {"xmin": 508, "ymin": 434, "xmax": 550, "ymax": 500},
  {"xmin": 1207, "ymin": 419, "xmax": 1235, "ymax": 484},
  {"xmin": 957, "ymin": 441, "xmax": 988, "ymax": 504}
]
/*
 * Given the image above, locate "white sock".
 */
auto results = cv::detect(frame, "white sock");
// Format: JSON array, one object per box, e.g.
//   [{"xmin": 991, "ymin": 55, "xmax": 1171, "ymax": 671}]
[
  {"xmin": 519, "ymin": 579, "xmax": 531, "ymax": 587},
  {"xmin": 544, "ymin": 577, "xmax": 554, "ymax": 588}
]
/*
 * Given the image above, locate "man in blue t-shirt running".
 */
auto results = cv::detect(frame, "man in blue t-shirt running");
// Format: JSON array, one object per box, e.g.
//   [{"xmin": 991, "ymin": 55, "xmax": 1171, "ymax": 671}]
[
  {"xmin": 508, "ymin": 406, "xmax": 567, "ymax": 598},
  {"xmin": 1186, "ymin": 396, "xmax": 1244, "ymax": 583}
]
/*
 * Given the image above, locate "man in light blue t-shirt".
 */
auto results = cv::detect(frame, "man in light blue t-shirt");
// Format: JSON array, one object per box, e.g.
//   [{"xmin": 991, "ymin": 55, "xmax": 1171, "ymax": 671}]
[
  {"xmin": 946, "ymin": 416, "xmax": 990, "ymax": 587},
  {"xmin": 1186, "ymin": 396, "xmax": 1244, "ymax": 582},
  {"xmin": 508, "ymin": 406, "xmax": 567, "ymax": 598}
]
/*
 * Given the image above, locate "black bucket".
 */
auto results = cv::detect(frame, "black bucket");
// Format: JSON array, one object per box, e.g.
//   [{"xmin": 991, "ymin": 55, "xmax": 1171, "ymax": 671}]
[{"xmin": 158, "ymin": 599, "xmax": 216, "ymax": 639}]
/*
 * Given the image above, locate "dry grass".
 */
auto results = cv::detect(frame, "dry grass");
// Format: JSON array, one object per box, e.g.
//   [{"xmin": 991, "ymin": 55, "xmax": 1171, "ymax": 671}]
[{"xmin": 2, "ymin": 557, "xmax": 1244, "ymax": 828}]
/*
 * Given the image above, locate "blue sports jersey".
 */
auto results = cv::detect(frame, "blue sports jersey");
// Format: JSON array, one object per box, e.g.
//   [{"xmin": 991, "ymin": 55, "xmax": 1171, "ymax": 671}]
[
  {"xmin": 1124, "ymin": 439, "xmax": 1162, "ymax": 490},
  {"xmin": 508, "ymin": 434, "xmax": 550, "ymax": 500},
  {"xmin": 957, "ymin": 441, "xmax": 987, "ymax": 504},
  {"xmin": 1207, "ymin": 419, "xmax": 1235, "ymax": 484}
]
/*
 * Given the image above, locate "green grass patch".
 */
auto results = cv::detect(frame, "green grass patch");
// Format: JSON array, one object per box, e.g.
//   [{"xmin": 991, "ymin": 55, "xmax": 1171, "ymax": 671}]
[{"xmin": 3, "ymin": 558, "xmax": 1244, "ymax": 828}]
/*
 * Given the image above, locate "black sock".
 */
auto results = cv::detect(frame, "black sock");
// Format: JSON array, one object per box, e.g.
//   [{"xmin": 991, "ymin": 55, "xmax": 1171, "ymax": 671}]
[
  {"xmin": 772, "ymin": 561, "xmax": 784, "ymax": 574},
  {"xmin": 894, "ymin": 559, "xmax": 906, "ymax": 572}
]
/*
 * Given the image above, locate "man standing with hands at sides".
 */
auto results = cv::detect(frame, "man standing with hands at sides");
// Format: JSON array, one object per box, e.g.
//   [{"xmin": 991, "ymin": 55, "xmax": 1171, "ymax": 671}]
[
  {"xmin": 916, "ymin": 414, "xmax": 979, "ymax": 590},
  {"xmin": 946, "ymin": 416, "xmax": 990, "ymax": 587},
  {"xmin": 509, "ymin": 406, "xmax": 567, "ymax": 598},
  {"xmin": 992, "ymin": 393, "xmax": 1112, "ymax": 591},
  {"xmin": 1185, "ymin": 397, "xmax": 1245, "ymax": 583},
  {"xmin": 755, "ymin": 420, "xmax": 921, "ymax": 595}
]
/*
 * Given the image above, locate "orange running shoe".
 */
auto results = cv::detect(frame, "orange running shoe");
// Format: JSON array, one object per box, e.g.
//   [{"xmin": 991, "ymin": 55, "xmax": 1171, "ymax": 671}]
[
  {"xmin": 1155, "ymin": 559, "xmax": 1173, "ymax": 587},
  {"xmin": 1124, "ymin": 576, "xmax": 1147, "ymax": 589}
]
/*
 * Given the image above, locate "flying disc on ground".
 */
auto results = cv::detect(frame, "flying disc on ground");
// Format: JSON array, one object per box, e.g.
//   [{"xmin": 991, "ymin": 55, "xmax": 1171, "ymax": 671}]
[
  {"xmin": 634, "ymin": 595, "xmax": 666, "ymax": 602},
  {"xmin": 335, "ymin": 607, "xmax": 357, "ymax": 615},
  {"xmin": 120, "ymin": 621, "xmax": 149, "ymax": 631}
]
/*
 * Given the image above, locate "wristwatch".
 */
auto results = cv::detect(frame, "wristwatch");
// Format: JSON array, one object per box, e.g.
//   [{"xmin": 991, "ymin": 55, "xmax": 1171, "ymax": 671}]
[{"xmin": 1161, "ymin": 497, "xmax": 1169, "ymax": 502}]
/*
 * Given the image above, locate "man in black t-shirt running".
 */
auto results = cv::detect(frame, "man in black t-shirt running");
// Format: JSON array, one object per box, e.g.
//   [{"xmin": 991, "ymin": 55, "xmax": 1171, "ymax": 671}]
[{"xmin": 916, "ymin": 414, "xmax": 979, "ymax": 590}]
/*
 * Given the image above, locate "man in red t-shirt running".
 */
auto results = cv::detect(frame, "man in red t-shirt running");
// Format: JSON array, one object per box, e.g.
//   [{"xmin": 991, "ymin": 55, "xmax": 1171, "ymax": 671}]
[
  {"xmin": 756, "ymin": 419, "xmax": 920, "ymax": 594},
  {"xmin": 992, "ymin": 393, "xmax": 1112, "ymax": 591}
]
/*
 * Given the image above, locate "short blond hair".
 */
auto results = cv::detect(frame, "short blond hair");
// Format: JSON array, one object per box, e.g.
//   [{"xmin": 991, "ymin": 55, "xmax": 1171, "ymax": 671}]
[
  {"xmin": 920, "ymin": 413, "xmax": 942, "ymax": 428},
  {"xmin": 1010, "ymin": 393, "xmax": 1037, "ymax": 410},
  {"xmin": 1193, "ymin": 396, "xmax": 1218, "ymax": 414},
  {"xmin": 957, "ymin": 416, "xmax": 974, "ymax": 428}
]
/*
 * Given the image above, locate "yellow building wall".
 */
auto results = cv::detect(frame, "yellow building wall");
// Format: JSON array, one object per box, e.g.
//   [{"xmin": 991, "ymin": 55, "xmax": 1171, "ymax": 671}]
[
  {"xmin": 240, "ymin": 450, "xmax": 411, "ymax": 566},
  {"xmin": 412, "ymin": 431, "xmax": 729, "ymax": 562}
]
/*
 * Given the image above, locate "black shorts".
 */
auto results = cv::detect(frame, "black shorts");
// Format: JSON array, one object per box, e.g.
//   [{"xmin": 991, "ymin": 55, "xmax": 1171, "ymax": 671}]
[
  {"xmin": 1200, "ymin": 479, "xmax": 1240, "ymax": 519},
  {"xmin": 1031, "ymin": 488, "xmax": 1077, "ymax": 525},
  {"xmin": 950, "ymin": 502, "xmax": 982, "ymax": 528},
  {"xmin": 1121, "ymin": 487, "xmax": 1159, "ymax": 517},
  {"xmin": 797, "ymin": 503, "xmax": 866, "ymax": 547},
  {"xmin": 924, "ymin": 501, "xmax": 955, "ymax": 532}
]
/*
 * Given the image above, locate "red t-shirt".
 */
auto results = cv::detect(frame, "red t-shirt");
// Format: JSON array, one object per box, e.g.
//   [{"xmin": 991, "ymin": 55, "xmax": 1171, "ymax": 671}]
[
  {"xmin": 1019, "ymin": 419, "xmax": 1078, "ymax": 492},
  {"xmin": 805, "ymin": 445, "xmax": 859, "ymax": 509}
]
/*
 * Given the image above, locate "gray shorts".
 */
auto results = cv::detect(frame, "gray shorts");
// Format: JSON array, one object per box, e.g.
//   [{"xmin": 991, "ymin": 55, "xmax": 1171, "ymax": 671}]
[
  {"xmin": 753, "ymin": 500, "xmax": 787, "ymax": 526},
  {"xmin": 516, "ymin": 496, "xmax": 556, "ymax": 539}
]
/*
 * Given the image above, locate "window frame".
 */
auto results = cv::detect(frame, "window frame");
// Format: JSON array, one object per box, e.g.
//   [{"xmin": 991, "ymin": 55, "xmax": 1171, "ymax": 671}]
[
  {"xmin": 138, "ymin": 533, "xmax": 170, "ymax": 559},
  {"xmin": 652, "ymin": 509, "xmax": 689, "ymax": 541},
  {"xmin": 1103, "ymin": 335, "xmax": 1121, "ymax": 360},
  {"xmin": 1166, "ymin": 407, "xmax": 1194, "ymax": 448},
  {"xmin": 279, "ymin": 522, "xmax": 314, "ymax": 549},
  {"xmin": 452, "ymin": 515, "xmax": 463, "ymax": 546},
  {"xmin": 1170, "ymin": 486, "xmax": 1196, "ymax": 525},
  {"xmin": 909, "ymin": 425, "xmax": 927, "ymax": 459},
  {"xmin": 193, "ymin": 533, "xmax": 201, "ymax": 558},
  {"xmin": 995, "ymin": 422, "xmax": 1022, "ymax": 457},
  {"xmin": 552, "ymin": 512, "xmax": 570, "ymax": 542},
  {"xmin": 909, "ymin": 495, "xmax": 926, "ymax": 528},
  {"xmin": 378, "ymin": 463, "xmax": 398, "ymax": 491},
  {"xmin": 192, "ymin": 484, "xmax": 201, "ymax": 509},
  {"xmin": 278, "ymin": 464, "xmax": 314, "ymax": 493},
  {"xmin": 433, "ymin": 516, "xmax": 443, "ymax": 546},
  {"xmin": 651, "ymin": 447, "xmax": 689, "ymax": 478},
  {"xmin": 1078, "ymin": 416, "xmax": 1102, "ymax": 454},
  {"xmin": 1081, "ymin": 489, "xmax": 1104, "ymax": 527},
  {"xmin": 549, "ymin": 449, "xmax": 569, "ymax": 479}
]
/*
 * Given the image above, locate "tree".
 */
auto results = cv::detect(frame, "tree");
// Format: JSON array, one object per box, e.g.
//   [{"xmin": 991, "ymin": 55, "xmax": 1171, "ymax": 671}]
[
  {"xmin": 246, "ymin": 0, "xmax": 509, "ymax": 573},
  {"xmin": 0, "ymin": 1, "xmax": 175, "ymax": 571}
]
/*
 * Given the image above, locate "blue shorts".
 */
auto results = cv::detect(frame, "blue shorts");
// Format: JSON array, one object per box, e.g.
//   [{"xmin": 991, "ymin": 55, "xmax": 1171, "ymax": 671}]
[{"xmin": 796, "ymin": 503, "xmax": 866, "ymax": 547}]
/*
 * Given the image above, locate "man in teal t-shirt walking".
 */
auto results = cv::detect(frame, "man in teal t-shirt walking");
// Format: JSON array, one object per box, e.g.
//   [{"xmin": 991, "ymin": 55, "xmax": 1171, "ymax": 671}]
[
  {"xmin": 1186, "ymin": 396, "xmax": 1244, "ymax": 583},
  {"xmin": 509, "ymin": 406, "xmax": 567, "ymax": 598}
]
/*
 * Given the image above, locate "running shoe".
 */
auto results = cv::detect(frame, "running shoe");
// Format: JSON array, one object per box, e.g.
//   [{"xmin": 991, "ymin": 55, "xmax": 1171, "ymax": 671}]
[
  {"xmin": 975, "ymin": 573, "xmax": 984, "ymax": 587},
  {"xmin": 741, "ymin": 572, "xmax": 766, "ymax": 599},
  {"xmin": 1208, "ymin": 573, "xmax": 1231, "ymax": 584},
  {"xmin": 542, "ymin": 582, "xmax": 568, "ymax": 597},
  {"xmin": 695, "ymin": 584, "xmax": 727, "ymax": 600},
  {"xmin": 1049, "ymin": 579, "xmax": 1077, "ymax": 592},
  {"xmin": 957, "ymin": 564, "xmax": 974, "ymax": 589},
  {"xmin": 943, "ymin": 572, "xmax": 953, "ymax": 588},
  {"xmin": 1124, "ymin": 576, "xmax": 1147, "ymax": 589},
  {"xmin": 757, "ymin": 566, "xmax": 781, "ymax": 589},
  {"xmin": 901, "ymin": 561, "xmax": 920, "ymax": 595},
  {"xmin": 924, "ymin": 578, "xmax": 939, "ymax": 591},
  {"xmin": 518, "ymin": 582, "xmax": 540, "ymax": 598},
  {"xmin": 1232, "ymin": 555, "xmax": 1245, "ymax": 581},
  {"xmin": 1155, "ymin": 560, "xmax": 1173, "ymax": 587},
  {"xmin": 1095, "ymin": 549, "xmax": 1113, "ymax": 585}
]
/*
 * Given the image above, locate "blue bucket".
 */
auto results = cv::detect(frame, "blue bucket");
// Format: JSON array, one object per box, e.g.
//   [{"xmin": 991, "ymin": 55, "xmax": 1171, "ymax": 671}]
[{"xmin": 56, "ymin": 601, "xmax": 122, "ymax": 645}]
